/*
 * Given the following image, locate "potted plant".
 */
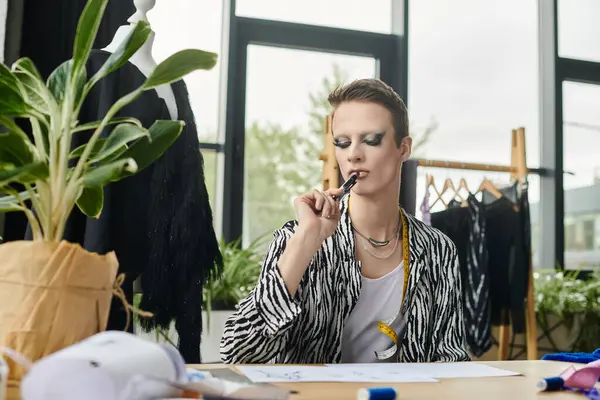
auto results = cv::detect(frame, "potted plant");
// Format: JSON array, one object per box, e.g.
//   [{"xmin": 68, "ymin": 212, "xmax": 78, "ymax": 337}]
[
  {"xmin": 200, "ymin": 236, "xmax": 265, "ymax": 361},
  {"xmin": 0, "ymin": 0, "xmax": 217, "ymax": 388},
  {"xmin": 534, "ymin": 268, "xmax": 600, "ymax": 353}
]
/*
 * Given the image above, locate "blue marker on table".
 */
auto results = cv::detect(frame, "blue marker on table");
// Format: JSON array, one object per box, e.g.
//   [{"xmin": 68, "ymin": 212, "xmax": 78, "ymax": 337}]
[
  {"xmin": 536, "ymin": 376, "xmax": 564, "ymax": 391},
  {"xmin": 357, "ymin": 387, "xmax": 397, "ymax": 400}
]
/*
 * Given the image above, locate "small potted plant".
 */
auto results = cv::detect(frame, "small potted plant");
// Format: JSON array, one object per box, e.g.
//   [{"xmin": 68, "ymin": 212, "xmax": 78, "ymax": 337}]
[{"xmin": 0, "ymin": 0, "xmax": 217, "ymax": 389}]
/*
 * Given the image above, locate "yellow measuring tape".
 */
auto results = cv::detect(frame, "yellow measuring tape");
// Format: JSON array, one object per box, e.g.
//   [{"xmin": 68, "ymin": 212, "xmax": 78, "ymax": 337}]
[
  {"xmin": 347, "ymin": 197, "xmax": 410, "ymax": 348},
  {"xmin": 376, "ymin": 210, "xmax": 409, "ymax": 345}
]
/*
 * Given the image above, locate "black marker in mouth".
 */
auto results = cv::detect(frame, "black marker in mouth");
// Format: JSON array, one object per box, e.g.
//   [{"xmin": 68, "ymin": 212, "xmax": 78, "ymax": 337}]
[{"xmin": 332, "ymin": 174, "xmax": 358, "ymax": 201}]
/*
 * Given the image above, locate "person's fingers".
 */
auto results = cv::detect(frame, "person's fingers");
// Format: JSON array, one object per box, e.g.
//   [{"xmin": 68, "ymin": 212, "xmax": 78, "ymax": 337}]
[
  {"xmin": 322, "ymin": 191, "xmax": 337, "ymax": 219},
  {"xmin": 295, "ymin": 190, "xmax": 317, "ymax": 208},
  {"xmin": 320, "ymin": 191, "xmax": 335, "ymax": 218},
  {"xmin": 312, "ymin": 189, "xmax": 326, "ymax": 213},
  {"xmin": 326, "ymin": 188, "xmax": 344, "ymax": 199}
]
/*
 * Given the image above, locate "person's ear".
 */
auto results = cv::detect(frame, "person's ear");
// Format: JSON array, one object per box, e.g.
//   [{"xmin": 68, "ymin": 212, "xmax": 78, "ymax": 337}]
[{"xmin": 399, "ymin": 136, "xmax": 412, "ymax": 162}]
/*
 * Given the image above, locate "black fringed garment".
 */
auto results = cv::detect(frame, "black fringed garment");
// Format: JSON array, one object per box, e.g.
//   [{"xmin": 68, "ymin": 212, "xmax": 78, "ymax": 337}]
[{"xmin": 60, "ymin": 49, "xmax": 222, "ymax": 362}]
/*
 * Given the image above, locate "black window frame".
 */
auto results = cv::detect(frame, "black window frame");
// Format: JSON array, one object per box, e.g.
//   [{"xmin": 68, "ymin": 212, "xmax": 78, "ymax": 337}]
[
  {"xmin": 539, "ymin": 0, "xmax": 600, "ymax": 277},
  {"xmin": 218, "ymin": 0, "xmax": 409, "ymax": 243}
]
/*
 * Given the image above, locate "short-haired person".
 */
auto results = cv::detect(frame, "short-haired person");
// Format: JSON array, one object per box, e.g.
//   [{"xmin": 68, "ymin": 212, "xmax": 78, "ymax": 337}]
[{"xmin": 220, "ymin": 78, "xmax": 469, "ymax": 364}]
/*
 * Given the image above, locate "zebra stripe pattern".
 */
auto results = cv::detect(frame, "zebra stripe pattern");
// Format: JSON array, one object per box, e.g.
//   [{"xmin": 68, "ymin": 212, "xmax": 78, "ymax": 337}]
[{"xmin": 220, "ymin": 195, "xmax": 470, "ymax": 364}]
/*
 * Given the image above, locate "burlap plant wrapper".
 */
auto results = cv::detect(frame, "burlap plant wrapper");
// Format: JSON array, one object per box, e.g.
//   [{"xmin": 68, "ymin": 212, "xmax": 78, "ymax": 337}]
[{"xmin": 0, "ymin": 240, "xmax": 119, "ymax": 385}]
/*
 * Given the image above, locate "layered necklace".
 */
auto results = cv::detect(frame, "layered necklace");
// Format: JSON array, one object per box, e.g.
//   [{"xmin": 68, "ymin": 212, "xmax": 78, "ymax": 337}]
[{"xmin": 353, "ymin": 216, "xmax": 401, "ymax": 260}]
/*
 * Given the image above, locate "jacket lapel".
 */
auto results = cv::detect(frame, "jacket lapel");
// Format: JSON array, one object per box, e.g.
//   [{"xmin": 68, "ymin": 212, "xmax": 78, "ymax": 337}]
[{"xmin": 401, "ymin": 209, "xmax": 427, "ymax": 315}]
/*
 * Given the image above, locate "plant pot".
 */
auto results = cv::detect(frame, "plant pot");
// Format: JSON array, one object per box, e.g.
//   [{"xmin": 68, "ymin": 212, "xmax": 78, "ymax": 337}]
[{"xmin": 0, "ymin": 240, "xmax": 119, "ymax": 393}]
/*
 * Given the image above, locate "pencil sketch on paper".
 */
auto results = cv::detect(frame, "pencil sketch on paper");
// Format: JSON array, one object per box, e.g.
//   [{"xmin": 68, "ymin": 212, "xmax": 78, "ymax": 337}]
[
  {"xmin": 254, "ymin": 368, "xmax": 303, "ymax": 382},
  {"xmin": 235, "ymin": 366, "xmax": 438, "ymax": 383}
]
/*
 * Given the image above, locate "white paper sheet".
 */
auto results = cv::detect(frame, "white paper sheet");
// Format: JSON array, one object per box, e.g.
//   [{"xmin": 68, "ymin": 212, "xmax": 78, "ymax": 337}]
[
  {"xmin": 235, "ymin": 365, "xmax": 439, "ymax": 383},
  {"xmin": 325, "ymin": 362, "xmax": 521, "ymax": 379}
]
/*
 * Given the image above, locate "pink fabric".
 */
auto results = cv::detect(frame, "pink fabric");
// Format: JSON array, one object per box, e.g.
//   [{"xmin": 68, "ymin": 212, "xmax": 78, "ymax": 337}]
[{"xmin": 561, "ymin": 359, "xmax": 600, "ymax": 389}]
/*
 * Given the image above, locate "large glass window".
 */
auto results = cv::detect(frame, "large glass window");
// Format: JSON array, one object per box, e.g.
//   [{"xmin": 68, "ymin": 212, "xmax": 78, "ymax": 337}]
[
  {"xmin": 408, "ymin": 0, "xmax": 539, "ymax": 166},
  {"xmin": 242, "ymin": 44, "xmax": 377, "ymax": 245},
  {"xmin": 563, "ymin": 82, "xmax": 600, "ymax": 190},
  {"xmin": 558, "ymin": 0, "xmax": 600, "ymax": 63},
  {"xmin": 409, "ymin": 0, "xmax": 541, "ymax": 267},
  {"xmin": 236, "ymin": 0, "xmax": 393, "ymax": 34},
  {"xmin": 562, "ymin": 81, "xmax": 600, "ymax": 270},
  {"xmin": 149, "ymin": 0, "xmax": 224, "ymax": 142}
]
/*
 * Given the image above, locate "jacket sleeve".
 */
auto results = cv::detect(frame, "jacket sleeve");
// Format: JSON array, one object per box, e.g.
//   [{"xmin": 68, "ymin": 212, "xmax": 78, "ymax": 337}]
[
  {"xmin": 220, "ymin": 223, "xmax": 305, "ymax": 364},
  {"xmin": 432, "ymin": 239, "xmax": 471, "ymax": 362}
]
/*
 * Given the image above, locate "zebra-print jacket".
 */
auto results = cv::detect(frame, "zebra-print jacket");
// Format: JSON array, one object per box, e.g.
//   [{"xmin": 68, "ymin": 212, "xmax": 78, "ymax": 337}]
[{"xmin": 220, "ymin": 195, "xmax": 470, "ymax": 364}]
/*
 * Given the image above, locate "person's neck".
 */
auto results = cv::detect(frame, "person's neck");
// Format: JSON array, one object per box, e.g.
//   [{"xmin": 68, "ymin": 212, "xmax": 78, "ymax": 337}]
[{"xmin": 349, "ymin": 184, "xmax": 402, "ymax": 242}]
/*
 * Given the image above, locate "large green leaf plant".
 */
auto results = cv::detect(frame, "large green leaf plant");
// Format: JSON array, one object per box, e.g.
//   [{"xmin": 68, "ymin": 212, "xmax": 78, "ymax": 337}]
[{"xmin": 0, "ymin": 0, "xmax": 217, "ymax": 242}]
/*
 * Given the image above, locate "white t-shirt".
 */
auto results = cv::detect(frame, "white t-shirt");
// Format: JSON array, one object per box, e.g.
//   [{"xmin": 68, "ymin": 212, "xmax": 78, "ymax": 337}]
[{"xmin": 340, "ymin": 262, "xmax": 404, "ymax": 363}]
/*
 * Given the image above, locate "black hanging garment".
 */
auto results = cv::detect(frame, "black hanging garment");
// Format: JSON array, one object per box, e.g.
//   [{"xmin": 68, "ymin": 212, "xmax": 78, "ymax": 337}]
[
  {"xmin": 519, "ymin": 184, "xmax": 532, "ymax": 308},
  {"xmin": 430, "ymin": 195, "xmax": 492, "ymax": 357},
  {"xmin": 55, "ymin": 49, "xmax": 222, "ymax": 363},
  {"xmin": 483, "ymin": 185, "xmax": 530, "ymax": 335}
]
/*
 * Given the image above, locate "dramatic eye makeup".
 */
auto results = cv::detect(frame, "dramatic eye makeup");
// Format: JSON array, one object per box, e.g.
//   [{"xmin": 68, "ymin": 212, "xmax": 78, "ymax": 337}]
[
  {"xmin": 364, "ymin": 132, "xmax": 385, "ymax": 146},
  {"xmin": 333, "ymin": 138, "xmax": 351, "ymax": 149},
  {"xmin": 333, "ymin": 132, "xmax": 386, "ymax": 148}
]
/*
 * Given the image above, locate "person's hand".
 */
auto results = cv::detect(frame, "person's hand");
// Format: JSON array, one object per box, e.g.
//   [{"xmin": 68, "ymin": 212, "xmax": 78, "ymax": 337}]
[{"xmin": 293, "ymin": 187, "xmax": 344, "ymax": 242}]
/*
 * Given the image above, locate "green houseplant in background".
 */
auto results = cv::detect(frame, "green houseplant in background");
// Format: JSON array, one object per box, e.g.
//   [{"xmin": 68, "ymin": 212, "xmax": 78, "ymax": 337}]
[
  {"xmin": 0, "ymin": 0, "xmax": 217, "ymax": 389},
  {"xmin": 534, "ymin": 268, "xmax": 600, "ymax": 353}
]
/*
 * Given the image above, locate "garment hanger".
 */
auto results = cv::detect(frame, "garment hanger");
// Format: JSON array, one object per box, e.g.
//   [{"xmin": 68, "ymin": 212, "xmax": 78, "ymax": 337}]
[
  {"xmin": 443, "ymin": 177, "xmax": 467, "ymax": 207},
  {"xmin": 442, "ymin": 178, "xmax": 455, "ymax": 195},
  {"xmin": 426, "ymin": 174, "xmax": 447, "ymax": 209},
  {"xmin": 453, "ymin": 178, "xmax": 468, "ymax": 203},
  {"xmin": 454, "ymin": 177, "xmax": 470, "ymax": 207},
  {"xmin": 458, "ymin": 178, "xmax": 470, "ymax": 195},
  {"xmin": 426, "ymin": 173, "xmax": 435, "ymax": 188},
  {"xmin": 477, "ymin": 178, "xmax": 503, "ymax": 199},
  {"xmin": 479, "ymin": 177, "xmax": 520, "ymax": 211}
]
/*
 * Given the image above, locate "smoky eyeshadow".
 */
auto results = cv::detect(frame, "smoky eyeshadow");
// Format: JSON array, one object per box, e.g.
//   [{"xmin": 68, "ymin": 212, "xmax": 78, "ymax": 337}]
[
  {"xmin": 333, "ymin": 138, "xmax": 350, "ymax": 148},
  {"xmin": 364, "ymin": 132, "xmax": 385, "ymax": 146},
  {"xmin": 333, "ymin": 131, "xmax": 386, "ymax": 148}
]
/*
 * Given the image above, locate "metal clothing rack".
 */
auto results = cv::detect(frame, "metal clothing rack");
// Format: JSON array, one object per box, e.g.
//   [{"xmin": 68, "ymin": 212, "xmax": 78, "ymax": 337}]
[{"xmin": 319, "ymin": 118, "xmax": 537, "ymax": 360}]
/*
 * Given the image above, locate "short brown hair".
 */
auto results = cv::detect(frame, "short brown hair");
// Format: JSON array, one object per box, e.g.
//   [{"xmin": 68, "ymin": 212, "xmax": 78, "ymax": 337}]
[{"xmin": 328, "ymin": 78, "xmax": 408, "ymax": 146}]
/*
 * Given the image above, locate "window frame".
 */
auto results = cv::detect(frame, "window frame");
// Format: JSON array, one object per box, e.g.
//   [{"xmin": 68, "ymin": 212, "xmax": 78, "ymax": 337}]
[
  {"xmin": 539, "ymin": 0, "xmax": 600, "ymax": 276},
  {"xmin": 218, "ymin": 0, "xmax": 409, "ymax": 243}
]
